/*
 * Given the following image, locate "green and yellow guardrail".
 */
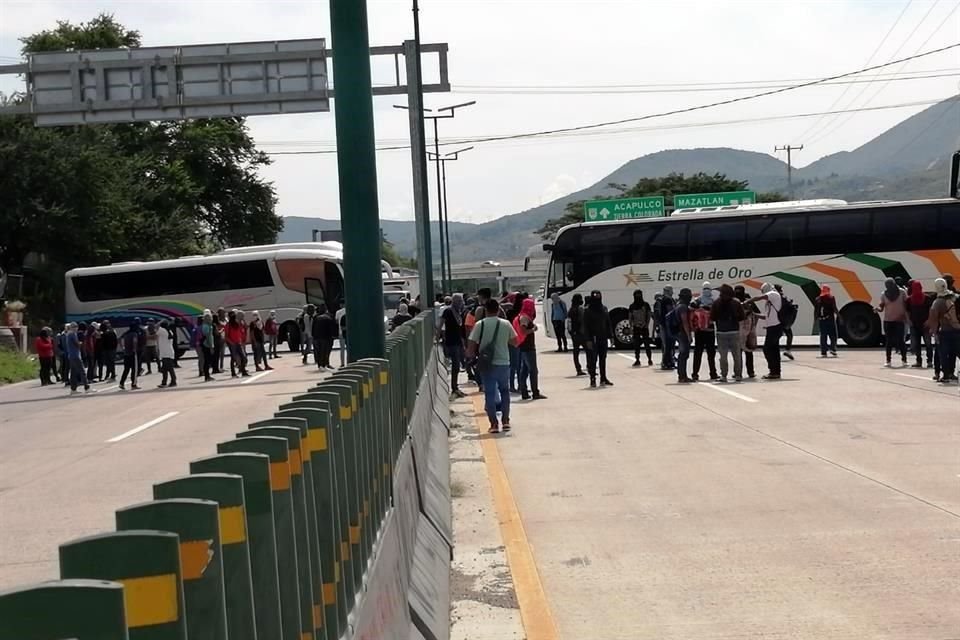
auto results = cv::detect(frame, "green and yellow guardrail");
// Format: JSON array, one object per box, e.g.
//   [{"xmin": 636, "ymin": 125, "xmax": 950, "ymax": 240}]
[{"xmin": 0, "ymin": 311, "xmax": 452, "ymax": 640}]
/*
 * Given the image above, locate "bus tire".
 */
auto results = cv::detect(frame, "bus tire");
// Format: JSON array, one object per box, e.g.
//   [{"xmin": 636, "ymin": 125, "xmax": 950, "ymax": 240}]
[
  {"xmin": 839, "ymin": 302, "xmax": 881, "ymax": 347},
  {"xmin": 282, "ymin": 321, "xmax": 301, "ymax": 352},
  {"xmin": 610, "ymin": 308, "xmax": 632, "ymax": 350}
]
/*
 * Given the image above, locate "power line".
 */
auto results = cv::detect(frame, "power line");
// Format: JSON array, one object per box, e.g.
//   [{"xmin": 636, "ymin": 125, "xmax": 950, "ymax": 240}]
[
  {"xmin": 795, "ymin": 0, "xmax": 914, "ymax": 143},
  {"xmin": 264, "ymin": 95, "xmax": 954, "ymax": 155},
  {"xmin": 808, "ymin": 0, "xmax": 950, "ymax": 145},
  {"xmin": 451, "ymin": 70, "xmax": 959, "ymax": 95}
]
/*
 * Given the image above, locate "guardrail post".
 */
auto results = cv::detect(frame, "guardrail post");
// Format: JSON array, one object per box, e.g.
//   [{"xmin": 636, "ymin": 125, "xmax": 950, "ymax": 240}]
[
  {"xmin": 115, "ymin": 499, "xmax": 228, "ymax": 640},
  {"xmin": 0, "ymin": 579, "xmax": 128, "ymax": 640},
  {"xmin": 217, "ymin": 437, "xmax": 306, "ymax": 640},
  {"xmin": 153, "ymin": 473, "xmax": 257, "ymax": 640},
  {"xmin": 59, "ymin": 530, "xmax": 187, "ymax": 639},
  {"xmin": 189, "ymin": 453, "xmax": 284, "ymax": 640}
]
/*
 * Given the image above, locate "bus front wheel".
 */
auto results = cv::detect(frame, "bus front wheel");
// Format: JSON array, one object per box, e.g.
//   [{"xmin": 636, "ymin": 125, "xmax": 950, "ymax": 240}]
[
  {"xmin": 839, "ymin": 303, "xmax": 881, "ymax": 347},
  {"xmin": 610, "ymin": 308, "xmax": 633, "ymax": 350}
]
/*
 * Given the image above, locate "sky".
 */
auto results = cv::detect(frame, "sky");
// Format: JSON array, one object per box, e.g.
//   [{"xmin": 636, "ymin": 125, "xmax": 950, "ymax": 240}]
[{"xmin": 1, "ymin": 0, "xmax": 958, "ymax": 226}]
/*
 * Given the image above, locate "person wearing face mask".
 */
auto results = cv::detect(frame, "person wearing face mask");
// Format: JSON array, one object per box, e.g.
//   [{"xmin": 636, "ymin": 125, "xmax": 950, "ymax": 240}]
[
  {"xmin": 876, "ymin": 277, "xmax": 908, "ymax": 367},
  {"xmin": 672, "ymin": 288, "xmax": 694, "ymax": 383},
  {"xmin": 926, "ymin": 277, "xmax": 959, "ymax": 383},
  {"xmin": 654, "ymin": 285, "xmax": 676, "ymax": 370},
  {"xmin": 549, "ymin": 292, "xmax": 569, "ymax": 352},
  {"xmin": 814, "ymin": 285, "xmax": 839, "ymax": 358},
  {"xmin": 749, "ymin": 283, "xmax": 784, "ymax": 380},
  {"xmin": 513, "ymin": 297, "xmax": 546, "ymax": 400},
  {"xmin": 567, "ymin": 293, "xmax": 587, "ymax": 376},
  {"xmin": 582, "ymin": 290, "xmax": 614, "ymax": 388},
  {"xmin": 628, "ymin": 290, "xmax": 654, "ymax": 367}
]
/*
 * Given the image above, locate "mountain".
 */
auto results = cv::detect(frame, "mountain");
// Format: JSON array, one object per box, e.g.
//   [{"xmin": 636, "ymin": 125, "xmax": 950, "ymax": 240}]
[{"xmin": 279, "ymin": 96, "xmax": 959, "ymax": 262}]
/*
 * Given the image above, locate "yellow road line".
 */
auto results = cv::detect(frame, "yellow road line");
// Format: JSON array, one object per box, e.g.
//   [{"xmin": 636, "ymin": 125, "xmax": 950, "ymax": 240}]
[{"xmin": 472, "ymin": 396, "xmax": 560, "ymax": 640}]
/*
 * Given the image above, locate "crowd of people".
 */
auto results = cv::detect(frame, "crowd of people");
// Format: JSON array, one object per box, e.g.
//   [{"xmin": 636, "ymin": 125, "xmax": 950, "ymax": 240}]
[{"xmin": 34, "ymin": 306, "xmax": 315, "ymax": 394}]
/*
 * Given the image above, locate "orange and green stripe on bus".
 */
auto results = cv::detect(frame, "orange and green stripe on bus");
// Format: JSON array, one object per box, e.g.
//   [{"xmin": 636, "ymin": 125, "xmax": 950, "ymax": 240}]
[{"xmin": 844, "ymin": 253, "xmax": 911, "ymax": 282}]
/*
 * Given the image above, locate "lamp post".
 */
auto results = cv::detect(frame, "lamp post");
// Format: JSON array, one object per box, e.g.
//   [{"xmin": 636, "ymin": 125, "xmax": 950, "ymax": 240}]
[
  {"xmin": 393, "ymin": 100, "xmax": 475, "ymax": 294},
  {"xmin": 427, "ymin": 146, "xmax": 473, "ymax": 288}
]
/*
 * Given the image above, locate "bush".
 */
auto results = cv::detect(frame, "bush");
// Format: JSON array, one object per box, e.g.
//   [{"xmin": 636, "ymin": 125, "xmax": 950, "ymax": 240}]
[{"xmin": 0, "ymin": 348, "xmax": 37, "ymax": 384}]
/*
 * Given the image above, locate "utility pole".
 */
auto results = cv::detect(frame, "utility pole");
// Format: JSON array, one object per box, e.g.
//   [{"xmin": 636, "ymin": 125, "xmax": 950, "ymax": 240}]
[
  {"xmin": 330, "ymin": 0, "xmax": 385, "ymax": 360},
  {"xmin": 394, "ymin": 100, "xmax": 475, "ymax": 295},
  {"xmin": 775, "ymin": 144, "xmax": 803, "ymax": 199},
  {"xmin": 427, "ymin": 146, "xmax": 473, "ymax": 288}
]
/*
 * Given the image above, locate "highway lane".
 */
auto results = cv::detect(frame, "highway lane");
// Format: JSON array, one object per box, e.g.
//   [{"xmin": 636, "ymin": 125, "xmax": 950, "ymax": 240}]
[
  {"xmin": 0, "ymin": 353, "xmax": 330, "ymax": 588},
  {"xmin": 479, "ymin": 348, "xmax": 959, "ymax": 640}
]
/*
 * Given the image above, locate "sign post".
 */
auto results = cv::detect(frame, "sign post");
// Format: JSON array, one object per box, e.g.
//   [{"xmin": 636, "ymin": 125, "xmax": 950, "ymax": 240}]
[
  {"xmin": 674, "ymin": 191, "xmax": 756, "ymax": 208},
  {"xmin": 584, "ymin": 196, "xmax": 664, "ymax": 222}
]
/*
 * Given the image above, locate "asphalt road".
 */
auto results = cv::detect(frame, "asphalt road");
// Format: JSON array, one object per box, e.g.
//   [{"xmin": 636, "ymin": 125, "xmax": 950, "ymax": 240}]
[
  {"xmin": 0, "ymin": 351, "xmax": 331, "ymax": 589},
  {"xmin": 479, "ymin": 347, "xmax": 958, "ymax": 640}
]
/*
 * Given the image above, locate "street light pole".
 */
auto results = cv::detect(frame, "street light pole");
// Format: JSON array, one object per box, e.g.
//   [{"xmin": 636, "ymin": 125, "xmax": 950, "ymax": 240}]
[
  {"xmin": 427, "ymin": 146, "xmax": 473, "ymax": 289},
  {"xmin": 432, "ymin": 117, "xmax": 447, "ymax": 294}
]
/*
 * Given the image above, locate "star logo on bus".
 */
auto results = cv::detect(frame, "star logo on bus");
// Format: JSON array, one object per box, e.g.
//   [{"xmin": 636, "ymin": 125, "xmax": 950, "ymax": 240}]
[{"xmin": 623, "ymin": 267, "xmax": 653, "ymax": 286}]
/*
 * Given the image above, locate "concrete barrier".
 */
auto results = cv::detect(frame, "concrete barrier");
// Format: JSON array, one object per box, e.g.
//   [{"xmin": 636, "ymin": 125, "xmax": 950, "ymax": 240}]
[{"xmin": 0, "ymin": 579, "xmax": 128, "ymax": 640}]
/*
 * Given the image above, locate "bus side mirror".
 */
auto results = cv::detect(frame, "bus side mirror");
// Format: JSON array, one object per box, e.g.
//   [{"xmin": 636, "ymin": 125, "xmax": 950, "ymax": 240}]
[
  {"xmin": 542, "ymin": 243, "xmax": 554, "ymax": 252},
  {"xmin": 950, "ymin": 150, "xmax": 959, "ymax": 199}
]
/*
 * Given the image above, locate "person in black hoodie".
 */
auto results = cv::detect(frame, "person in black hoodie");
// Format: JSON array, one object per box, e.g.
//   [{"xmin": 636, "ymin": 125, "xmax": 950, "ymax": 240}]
[
  {"xmin": 567, "ymin": 293, "xmax": 586, "ymax": 376},
  {"xmin": 312, "ymin": 304, "xmax": 339, "ymax": 369},
  {"xmin": 99, "ymin": 320, "xmax": 118, "ymax": 380},
  {"xmin": 582, "ymin": 290, "xmax": 614, "ymax": 388}
]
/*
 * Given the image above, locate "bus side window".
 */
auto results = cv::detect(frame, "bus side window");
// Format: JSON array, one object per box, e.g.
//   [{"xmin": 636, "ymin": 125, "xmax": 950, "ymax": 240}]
[
  {"xmin": 747, "ymin": 216, "xmax": 806, "ymax": 258},
  {"xmin": 940, "ymin": 205, "xmax": 960, "ymax": 239},
  {"xmin": 872, "ymin": 206, "xmax": 939, "ymax": 251},
  {"xmin": 646, "ymin": 223, "xmax": 688, "ymax": 263},
  {"xmin": 807, "ymin": 211, "xmax": 871, "ymax": 254},
  {"xmin": 688, "ymin": 219, "xmax": 746, "ymax": 260}
]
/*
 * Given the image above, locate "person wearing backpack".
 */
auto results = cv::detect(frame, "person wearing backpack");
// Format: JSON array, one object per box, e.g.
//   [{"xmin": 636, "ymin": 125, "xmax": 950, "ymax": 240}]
[
  {"xmin": 690, "ymin": 290, "xmax": 718, "ymax": 382},
  {"xmin": 118, "ymin": 320, "xmax": 141, "ymax": 390},
  {"xmin": 876, "ymin": 277, "xmax": 908, "ymax": 367},
  {"xmin": 656, "ymin": 285, "xmax": 676, "ymax": 370},
  {"xmin": 773, "ymin": 285, "xmax": 797, "ymax": 360},
  {"xmin": 467, "ymin": 298, "xmax": 519, "ymax": 434},
  {"xmin": 814, "ymin": 285, "xmax": 839, "ymax": 358},
  {"xmin": 671, "ymin": 288, "xmax": 694, "ymax": 383},
  {"xmin": 927, "ymin": 277, "xmax": 959, "ymax": 383},
  {"xmin": 749, "ymin": 283, "xmax": 784, "ymax": 380}
]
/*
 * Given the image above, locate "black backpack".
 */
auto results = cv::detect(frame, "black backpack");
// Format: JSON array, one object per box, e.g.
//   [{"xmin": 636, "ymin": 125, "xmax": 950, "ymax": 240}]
[
  {"xmin": 475, "ymin": 319, "xmax": 501, "ymax": 373},
  {"xmin": 778, "ymin": 296, "xmax": 799, "ymax": 328}
]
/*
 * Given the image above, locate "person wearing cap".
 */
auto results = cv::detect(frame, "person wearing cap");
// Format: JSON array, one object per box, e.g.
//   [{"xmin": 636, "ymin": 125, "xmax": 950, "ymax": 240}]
[
  {"xmin": 749, "ymin": 283, "xmax": 784, "ymax": 380},
  {"xmin": 814, "ymin": 285, "xmax": 838, "ymax": 358},
  {"xmin": 927, "ymin": 277, "xmax": 959, "ymax": 383}
]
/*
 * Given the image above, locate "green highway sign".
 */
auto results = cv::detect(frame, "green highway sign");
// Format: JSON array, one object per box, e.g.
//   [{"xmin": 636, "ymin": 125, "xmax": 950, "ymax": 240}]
[
  {"xmin": 674, "ymin": 190, "xmax": 756, "ymax": 208},
  {"xmin": 584, "ymin": 196, "xmax": 665, "ymax": 222}
]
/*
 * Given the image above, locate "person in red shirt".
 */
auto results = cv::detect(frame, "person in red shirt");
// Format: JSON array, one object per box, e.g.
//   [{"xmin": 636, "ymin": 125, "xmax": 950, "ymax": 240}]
[
  {"xmin": 264, "ymin": 310, "xmax": 280, "ymax": 359},
  {"xmin": 35, "ymin": 327, "xmax": 56, "ymax": 386},
  {"xmin": 225, "ymin": 310, "xmax": 250, "ymax": 377}
]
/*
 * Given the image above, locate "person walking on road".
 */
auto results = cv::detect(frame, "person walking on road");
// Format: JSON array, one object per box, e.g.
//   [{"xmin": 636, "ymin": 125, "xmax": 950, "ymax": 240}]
[
  {"xmin": 690, "ymin": 289, "xmax": 718, "ymax": 382},
  {"xmin": 143, "ymin": 320, "xmax": 159, "ymax": 375},
  {"xmin": 567, "ymin": 293, "xmax": 587, "ymax": 376},
  {"xmin": 441, "ymin": 293, "xmax": 467, "ymax": 397},
  {"xmin": 877, "ymin": 277, "xmax": 908, "ymax": 367},
  {"xmin": 655, "ymin": 285, "xmax": 676, "ymax": 370},
  {"xmin": 336, "ymin": 306, "xmax": 348, "ymax": 367},
  {"xmin": 582, "ymin": 290, "xmax": 614, "ymax": 388},
  {"xmin": 35, "ymin": 327, "xmax": 56, "ymax": 386},
  {"xmin": 734, "ymin": 286, "xmax": 759, "ymax": 378},
  {"xmin": 265, "ymin": 310, "xmax": 280, "ymax": 359},
  {"xmin": 312, "ymin": 305, "xmax": 338, "ymax": 370},
  {"xmin": 99, "ymin": 320, "xmax": 118, "ymax": 380},
  {"xmin": 711, "ymin": 284, "xmax": 745, "ymax": 382},
  {"xmin": 390, "ymin": 303, "xmax": 413, "ymax": 332},
  {"xmin": 814, "ymin": 285, "xmax": 839, "ymax": 357},
  {"xmin": 467, "ymin": 298, "xmax": 519, "ymax": 434},
  {"xmin": 299, "ymin": 304, "xmax": 316, "ymax": 365},
  {"xmin": 118, "ymin": 320, "xmax": 140, "ymax": 390},
  {"xmin": 82, "ymin": 322, "xmax": 99, "ymax": 382},
  {"xmin": 226, "ymin": 310, "xmax": 250, "ymax": 378},
  {"xmin": 628, "ymin": 290, "xmax": 654, "ymax": 367},
  {"xmin": 774, "ymin": 284, "xmax": 796, "ymax": 361},
  {"xmin": 65, "ymin": 322, "xmax": 90, "ymax": 394},
  {"xmin": 749, "ymin": 283, "xmax": 784, "ymax": 380},
  {"xmin": 549, "ymin": 293, "xmax": 568, "ymax": 352},
  {"xmin": 514, "ymin": 297, "xmax": 546, "ymax": 400},
  {"xmin": 156, "ymin": 320, "xmax": 178, "ymax": 388},
  {"xmin": 673, "ymin": 288, "xmax": 694, "ymax": 383},
  {"xmin": 906, "ymin": 280, "xmax": 933, "ymax": 368},
  {"xmin": 927, "ymin": 277, "xmax": 959, "ymax": 383},
  {"xmin": 249, "ymin": 311, "xmax": 272, "ymax": 372},
  {"xmin": 200, "ymin": 311, "xmax": 216, "ymax": 382},
  {"xmin": 56, "ymin": 326, "xmax": 69, "ymax": 385},
  {"xmin": 214, "ymin": 308, "xmax": 227, "ymax": 373}
]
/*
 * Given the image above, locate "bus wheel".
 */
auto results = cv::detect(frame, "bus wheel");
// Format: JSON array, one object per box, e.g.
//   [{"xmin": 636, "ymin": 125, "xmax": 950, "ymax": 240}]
[
  {"xmin": 839, "ymin": 302, "xmax": 881, "ymax": 347},
  {"xmin": 610, "ymin": 308, "xmax": 633, "ymax": 350},
  {"xmin": 282, "ymin": 321, "xmax": 301, "ymax": 352}
]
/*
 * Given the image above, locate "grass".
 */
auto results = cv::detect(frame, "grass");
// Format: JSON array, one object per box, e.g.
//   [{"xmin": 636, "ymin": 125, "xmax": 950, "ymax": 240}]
[{"xmin": 0, "ymin": 348, "xmax": 38, "ymax": 385}]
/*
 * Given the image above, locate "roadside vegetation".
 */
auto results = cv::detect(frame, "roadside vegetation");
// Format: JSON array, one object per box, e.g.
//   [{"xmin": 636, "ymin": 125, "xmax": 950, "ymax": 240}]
[{"xmin": 0, "ymin": 348, "xmax": 37, "ymax": 385}]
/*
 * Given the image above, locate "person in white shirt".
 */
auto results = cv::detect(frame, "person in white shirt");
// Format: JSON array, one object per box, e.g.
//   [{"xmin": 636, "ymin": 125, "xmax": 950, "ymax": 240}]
[
  {"xmin": 749, "ymin": 283, "xmax": 783, "ymax": 380},
  {"xmin": 156, "ymin": 320, "xmax": 178, "ymax": 388}
]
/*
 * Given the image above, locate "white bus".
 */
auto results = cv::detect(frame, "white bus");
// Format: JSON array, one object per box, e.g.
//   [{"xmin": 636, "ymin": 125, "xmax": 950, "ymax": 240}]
[
  {"xmin": 542, "ymin": 196, "xmax": 960, "ymax": 349},
  {"xmin": 65, "ymin": 245, "xmax": 345, "ymax": 353}
]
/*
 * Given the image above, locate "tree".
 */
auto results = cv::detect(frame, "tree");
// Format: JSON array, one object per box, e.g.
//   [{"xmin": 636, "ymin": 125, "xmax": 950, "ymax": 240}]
[
  {"xmin": 537, "ymin": 172, "xmax": 785, "ymax": 239},
  {"xmin": 381, "ymin": 235, "xmax": 416, "ymax": 270},
  {"xmin": 0, "ymin": 14, "xmax": 281, "ymax": 323}
]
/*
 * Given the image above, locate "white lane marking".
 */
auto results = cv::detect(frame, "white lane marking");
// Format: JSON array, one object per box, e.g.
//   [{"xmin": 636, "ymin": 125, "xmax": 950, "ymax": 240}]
[
  {"xmin": 240, "ymin": 370, "xmax": 274, "ymax": 385},
  {"xmin": 106, "ymin": 411, "xmax": 180, "ymax": 443},
  {"xmin": 895, "ymin": 373, "xmax": 933, "ymax": 381},
  {"xmin": 616, "ymin": 353, "xmax": 635, "ymax": 362},
  {"xmin": 92, "ymin": 385, "xmax": 118, "ymax": 394},
  {"xmin": 697, "ymin": 382, "xmax": 759, "ymax": 403}
]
